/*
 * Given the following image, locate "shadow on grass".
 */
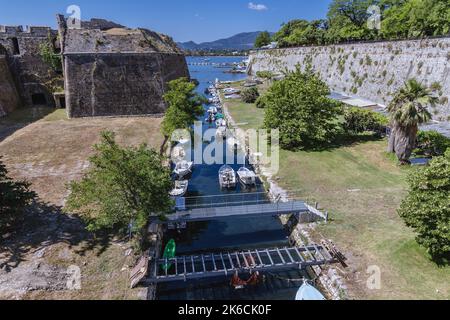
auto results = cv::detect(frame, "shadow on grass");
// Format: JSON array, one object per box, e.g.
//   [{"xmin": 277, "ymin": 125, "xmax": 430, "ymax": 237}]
[
  {"xmin": 292, "ymin": 132, "xmax": 385, "ymax": 153},
  {"xmin": 0, "ymin": 107, "xmax": 55, "ymax": 143},
  {"xmin": 0, "ymin": 201, "xmax": 115, "ymax": 273}
]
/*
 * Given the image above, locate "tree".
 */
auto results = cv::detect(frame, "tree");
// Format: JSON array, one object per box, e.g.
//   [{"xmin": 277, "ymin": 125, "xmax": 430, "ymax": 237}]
[
  {"xmin": 273, "ymin": 20, "xmax": 328, "ymax": 47},
  {"xmin": 0, "ymin": 158, "xmax": 36, "ymax": 232},
  {"xmin": 161, "ymin": 77, "xmax": 206, "ymax": 153},
  {"xmin": 66, "ymin": 132, "xmax": 173, "ymax": 238},
  {"xmin": 398, "ymin": 149, "xmax": 450, "ymax": 262},
  {"xmin": 381, "ymin": 0, "xmax": 450, "ymax": 39},
  {"xmin": 263, "ymin": 67, "xmax": 343, "ymax": 150},
  {"xmin": 387, "ymin": 79, "xmax": 438, "ymax": 163},
  {"xmin": 241, "ymin": 87, "xmax": 260, "ymax": 103},
  {"xmin": 254, "ymin": 31, "xmax": 272, "ymax": 48}
]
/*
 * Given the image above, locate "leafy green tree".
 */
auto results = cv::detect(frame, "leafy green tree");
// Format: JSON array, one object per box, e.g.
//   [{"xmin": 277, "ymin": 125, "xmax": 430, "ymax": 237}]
[
  {"xmin": 0, "ymin": 158, "xmax": 36, "ymax": 232},
  {"xmin": 66, "ymin": 132, "xmax": 173, "ymax": 237},
  {"xmin": 241, "ymin": 87, "xmax": 260, "ymax": 103},
  {"xmin": 263, "ymin": 67, "xmax": 343, "ymax": 149},
  {"xmin": 326, "ymin": 0, "xmax": 381, "ymax": 43},
  {"xmin": 398, "ymin": 149, "xmax": 450, "ymax": 262},
  {"xmin": 254, "ymin": 31, "xmax": 272, "ymax": 48},
  {"xmin": 274, "ymin": 20, "xmax": 328, "ymax": 47},
  {"xmin": 161, "ymin": 77, "xmax": 206, "ymax": 152},
  {"xmin": 387, "ymin": 79, "xmax": 438, "ymax": 163},
  {"xmin": 381, "ymin": 0, "xmax": 450, "ymax": 39}
]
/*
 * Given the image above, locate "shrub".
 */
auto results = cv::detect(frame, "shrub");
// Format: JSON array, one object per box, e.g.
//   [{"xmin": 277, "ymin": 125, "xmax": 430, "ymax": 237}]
[
  {"xmin": 256, "ymin": 71, "xmax": 275, "ymax": 79},
  {"xmin": 343, "ymin": 107, "xmax": 388, "ymax": 134},
  {"xmin": 415, "ymin": 131, "xmax": 450, "ymax": 156},
  {"xmin": 255, "ymin": 95, "xmax": 268, "ymax": 109},
  {"xmin": 241, "ymin": 87, "xmax": 260, "ymax": 103},
  {"xmin": 399, "ymin": 150, "xmax": 450, "ymax": 262}
]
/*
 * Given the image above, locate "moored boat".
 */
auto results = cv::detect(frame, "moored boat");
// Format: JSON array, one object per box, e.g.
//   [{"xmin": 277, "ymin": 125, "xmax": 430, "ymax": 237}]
[
  {"xmin": 295, "ymin": 280, "xmax": 326, "ymax": 300},
  {"xmin": 237, "ymin": 167, "xmax": 257, "ymax": 186},
  {"xmin": 161, "ymin": 239, "xmax": 176, "ymax": 271},
  {"xmin": 169, "ymin": 180, "xmax": 189, "ymax": 197},
  {"xmin": 173, "ymin": 160, "xmax": 194, "ymax": 178},
  {"xmin": 218, "ymin": 165, "xmax": 237, "ymax": 189},
  {"xmin": 216, "ymin": 126, "xmax": 227, "ymax": 139}
]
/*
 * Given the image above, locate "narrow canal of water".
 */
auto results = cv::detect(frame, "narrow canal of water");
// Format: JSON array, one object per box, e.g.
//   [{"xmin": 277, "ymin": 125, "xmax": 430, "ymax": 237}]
[{"xmin": 156, "ymin": 56, "xmax": 308, "ymax": 300}]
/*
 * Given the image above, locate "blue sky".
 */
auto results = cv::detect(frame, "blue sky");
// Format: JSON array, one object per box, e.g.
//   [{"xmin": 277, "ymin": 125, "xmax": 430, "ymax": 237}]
[{"xmin": 0, "ymin": 0, "xmax": 332, "ymax": 43}]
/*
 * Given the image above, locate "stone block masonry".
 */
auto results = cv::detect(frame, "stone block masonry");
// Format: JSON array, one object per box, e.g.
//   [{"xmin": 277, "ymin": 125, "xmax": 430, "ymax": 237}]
[
  {"xmin": 248, "ymin": 37, "xmax": 450, "ymax": 121},
  {"xmin": 64, "ymin": 52, "xmax": 188, "ymax": 118},
  {"xmin": 57, "ymin": 15, "xmax": 190, "ymax": 118}
]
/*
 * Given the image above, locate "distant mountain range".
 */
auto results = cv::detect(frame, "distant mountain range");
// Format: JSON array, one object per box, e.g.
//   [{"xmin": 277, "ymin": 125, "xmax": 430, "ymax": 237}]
[{"xmin": 178, "ymin": 31, "xmax": 274, "ymax": 52}]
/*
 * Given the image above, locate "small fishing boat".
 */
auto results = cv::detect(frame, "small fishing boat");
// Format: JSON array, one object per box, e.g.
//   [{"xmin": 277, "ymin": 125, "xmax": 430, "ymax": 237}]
[
  {"xmin": 208, "ymin": 106, "xmax": 218, "ymax": 114},
  {"xmin": 169, "ymin": 180, "xmax": 189, "ymax": 197},
  {"xmin": 173, "ymin": 160, "xmax": 194, "ymax": 178},
  {"xmin": 295, "ymin": 280, "xmax": 326, "ymax": 301},
  {"xmin": 161, "ymin": 239, "xmax": 176, "ymax": 271},
  {"xmin": 227, "ymin": 137, "xmax": 240, "ymax": 151},
  {"xmin": 216, "ymin": 118, "xmax": 227, "ymax": 127},
  {"xmin": 216, "ymin": 126, "xmax": 227, "ymax": 139},
  {"xmin": 219, "ymin": 165, "xmax": 237, "ymax": 189},
  {"xmin": 237, "ymin": 167, "xmax": 257, "ymax": 186}
]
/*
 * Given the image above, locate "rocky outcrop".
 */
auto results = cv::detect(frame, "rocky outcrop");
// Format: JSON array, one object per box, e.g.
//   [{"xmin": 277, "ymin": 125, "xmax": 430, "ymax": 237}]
[
  {"xmin": 248, "ymin": 37, "xmax": 450, "ymax": 121},
  {"xmin": 0, "ymin": 55, "xmax": 21, "ymax": 116}
]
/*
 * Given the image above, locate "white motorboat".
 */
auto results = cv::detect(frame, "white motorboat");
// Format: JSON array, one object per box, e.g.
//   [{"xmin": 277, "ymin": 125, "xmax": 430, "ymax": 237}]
[
  {"xmin": 295, "ymin": 280, "xmax": 326, "ymax": 301},
  {"xmin": 237, "ymin": 167, "xmax": 257, "ymax": 186},
  {"xmin": 169, "ymin": 180, "xmax": 189, "ymax": 197},
  {"xmin": 218, "ymin": 165, "xmax": 237, "ymax": 189},
  {"xmin": 216, "ymin": 126, "xmax": 227, "ymax": 139},
  {"xmin": 208, "ymin": 106, "xmax": 218, "ymax": 114},
  {"xmin": 216, "ymin": 118, "xmax": 227, "ymax": 127},
  {"xmin": 173, "ymin": 160, "xmax": 194, "ymax": 178},
  {"xmin": 227, "ymin": 137, "xmax": 240, "ymax": 151}
]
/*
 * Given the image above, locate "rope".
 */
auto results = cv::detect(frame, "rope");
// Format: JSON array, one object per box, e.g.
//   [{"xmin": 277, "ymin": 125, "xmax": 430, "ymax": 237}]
[{"xmin": 266, "ymin": 272, "xmax": 318, "ymax": 285}]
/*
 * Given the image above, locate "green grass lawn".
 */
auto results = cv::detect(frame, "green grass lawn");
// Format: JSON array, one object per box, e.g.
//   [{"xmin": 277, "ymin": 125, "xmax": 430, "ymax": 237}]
[{"xmin": 223, "ymin": 81, "xmax": 450, "ymax": 300}]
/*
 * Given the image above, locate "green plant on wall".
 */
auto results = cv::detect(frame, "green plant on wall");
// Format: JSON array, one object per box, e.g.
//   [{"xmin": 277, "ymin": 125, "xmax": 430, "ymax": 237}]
[{"xmin": 39, "ymin": 35, "xmax": 62, "ymax": 72}]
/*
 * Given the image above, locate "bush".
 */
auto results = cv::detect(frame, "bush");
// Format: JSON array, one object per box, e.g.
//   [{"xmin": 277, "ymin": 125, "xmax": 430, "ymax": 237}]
[
  {"xmin": 398, "ymin": 150, "xmax": 450, "ymax": 262},
  {"xmin": 256, "ymin": 71, "xmax": 275, "ymax": 80},
  {"xmin": 415, "ymin": 131, "xmax": 450, "ymax": 157},
  {"xmin": 343, "ymin": 107, "xmax": 388, "ymax": 134},
  {"xmin": 255, "ymin": 95, "xmax": 268, "ymax": 109},
  {"xmin": 241, "ymin": 87, "xmax": 260, "ymax": 104}
]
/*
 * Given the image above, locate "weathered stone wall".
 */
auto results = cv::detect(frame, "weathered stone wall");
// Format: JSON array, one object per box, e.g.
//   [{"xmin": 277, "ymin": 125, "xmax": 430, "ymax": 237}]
[
  {"xmin": 0, "ymin": 55, "xmax": 21, "ymax": 116},
  {"xmin": 58, "ymin": 16, "xmax": 189, "ymax": 118},
  {"xmin": 248, "ymin": 37, "xmax": 450, "ymax": 121},
  {"xmin": 0, "ymin": 26, "xmax": 63, "ymax": 109},
  {"xmin": 64, "ymin": 53, "xmax": 189, "ymax": 118}
]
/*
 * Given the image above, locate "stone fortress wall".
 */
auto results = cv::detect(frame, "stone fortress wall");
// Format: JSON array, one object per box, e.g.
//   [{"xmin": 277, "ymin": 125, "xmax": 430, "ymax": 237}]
[
  {"xmin": 0, "ymin": 16, "xmax": 190, "ymax": 118},
  {"xmin": 56, "ymin": 15, "xmax": 190, "ymax": 118},
  {"xmin": 0, "ymin": 25, "xmax": 62, "ymax": 113},
  {"xmin": 248, "ymin": 37, "xmax": 450, "ymax": 121}
]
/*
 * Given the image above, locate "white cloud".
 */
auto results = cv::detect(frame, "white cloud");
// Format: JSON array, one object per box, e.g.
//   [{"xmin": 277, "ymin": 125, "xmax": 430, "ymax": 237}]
[{"xmin": 248, "ymin": 2, "xmax": 268, "ymax": 11}]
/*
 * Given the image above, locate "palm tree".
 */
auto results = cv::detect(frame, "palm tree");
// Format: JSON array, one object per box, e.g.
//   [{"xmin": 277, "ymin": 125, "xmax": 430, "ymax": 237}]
[{"xmin": 387, "ymin": 79, "xmax": 438, "ymax": 164}]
